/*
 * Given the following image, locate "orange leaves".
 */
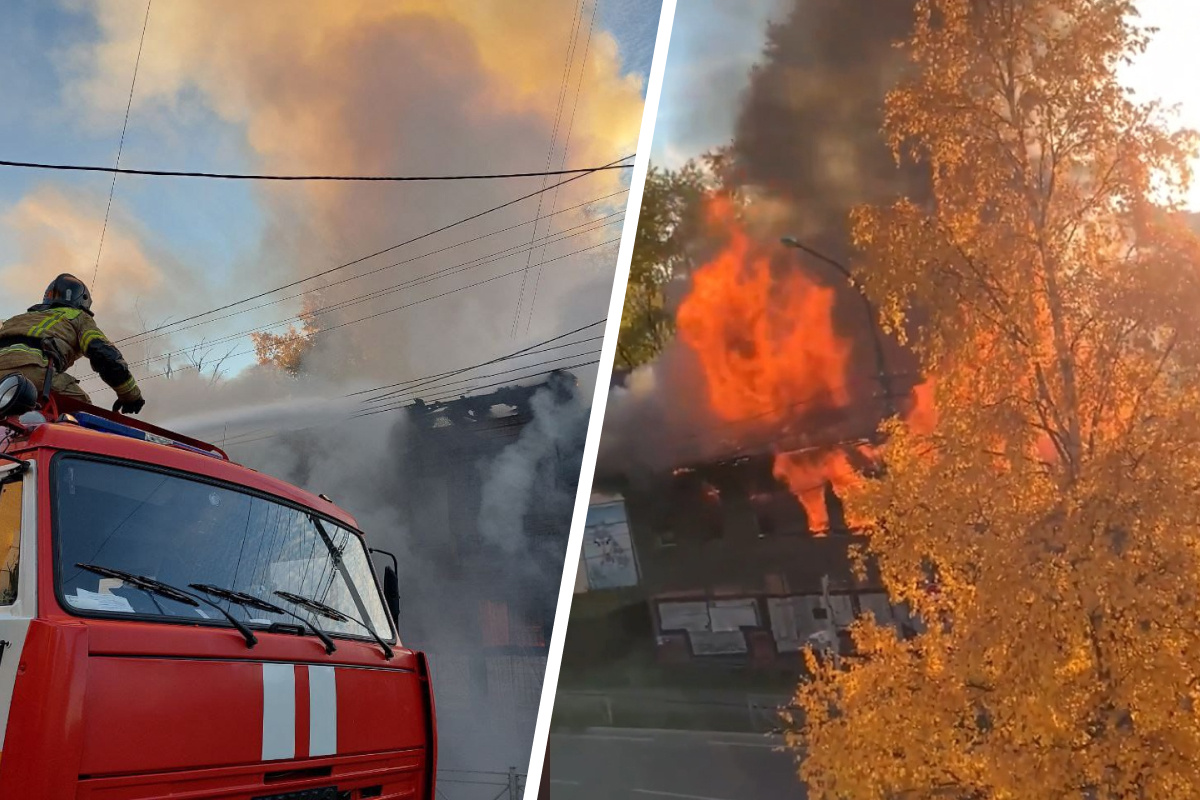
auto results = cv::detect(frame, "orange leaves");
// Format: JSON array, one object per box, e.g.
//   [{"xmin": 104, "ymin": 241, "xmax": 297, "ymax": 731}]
[
  {"xmin": 790, "ymin": 2, "xmax": 1200, "ymax": 798},
  {"xmin": 250, "ymin": 295, "xmax": 321, "ymax": 377}
]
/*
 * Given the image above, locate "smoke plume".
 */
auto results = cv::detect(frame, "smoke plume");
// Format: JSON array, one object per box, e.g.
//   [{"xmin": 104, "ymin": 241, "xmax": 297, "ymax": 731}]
[{"xmin": 599, "ymin": 0, "xmax": 926, "ymax": 482}]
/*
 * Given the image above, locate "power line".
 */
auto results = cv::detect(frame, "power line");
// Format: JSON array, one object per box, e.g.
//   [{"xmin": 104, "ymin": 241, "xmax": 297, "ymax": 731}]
[
  {"xmin": 372, "ymin": 357, "xmax": 599, "ymax": 414},
  {"xmin": 177, "ymin": 322, "xmax": 606, "ymax": 442},
  {"xmin": 120, "ymin": 200, "xmax": 626, "ymax": 351},
  {"xmin": 92, "ymin": 216, "xmax": 623, "ymax": 381},
  {"xmin": 361, "ymin": 335, "xmax": 603, "ymax": 406},
  {"xmin": 214, "ymin": 338, "xmax": 602, "ymax": 446},
  {"xmin": 90, "ymin": 237, "xmax": 622, "ymax": 387},
  {"xmin": 351, "ymin": 319, "xmax": 606, "ymax": 402},
  {"xmin": 523, "ymin": 0, "xmax": 600, "ymax": 335},
  {"xmin": 0, "ymin": 159, "xmax": 633, "ymax": 183},
  {"xmin": 221, "ymin": 356, "xmax": 601, "ymax": 448},
  {"xmin": 116, "ymin": 153, "xmax": 634, "ymax": 344},
  {"xmin": 358, "ymin": 348, "xmax": 602, "ymax": 417},
  {"xmin": 93, "ymin": 0, "xmax": 152, "ymax": 288},
  {"xmin": 510, "ymin": 0, "xmax": 588, "ymax": 338}
]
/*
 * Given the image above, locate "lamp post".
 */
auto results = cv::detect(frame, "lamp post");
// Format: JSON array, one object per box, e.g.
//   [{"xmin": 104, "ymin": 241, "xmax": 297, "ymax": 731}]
[{"xmin": 780, "ymin": 236, "xmax": 895, "ymax": 418}]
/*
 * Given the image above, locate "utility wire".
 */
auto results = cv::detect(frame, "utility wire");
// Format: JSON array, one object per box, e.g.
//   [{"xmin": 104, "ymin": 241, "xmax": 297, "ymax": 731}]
[
  {"xmin": 120, "ymin": 199, "xmax": 626, "ymax": 350},
  {"xmin": 0, "ymin": 159, "xmax": 632, "ymax": 182},
  {"xmin": 91, "ymin": 216, "xmax": 623, "ymax": 380},
  {"xmin": 93, "ymin": 0, "xmax": 152, "ymax": 288},
  {"xmin": 352, "ymin": 319, "xmax": 605, "ymax": 401},
  {"xmin": 509, "ymin": 0, "xmax": 587, "ymax": 338},
  {"xmin": 174, "ymin": 322, "xmax": 605, "ymax": 441},
  {"xmin": 225, "ymin": 358, "xmax": 600, "ymax": 448},
  {"xmin": 358, "ymin": 348, "xmax": 602, "ymax": 416},
  {"xmin": 220, "ymin": 355, "xmax": 600, "ymax": 448},
  {"xmin": 361, "ymin": 335, "xmax": 603, "ymax": 405},
  {"xmin": 523, "ymin": 0, "xmax": 600, "ymax": 335},
  {"xmin": 87, "ymin": 237, "xmax": 621, "ymax": 387},
  {"xmin": 360, "ymin": 358, "xmax": 600, "ymax": 418},
  {"xmin": 115, "ymin": 152, "xmax": 634, "ymax": 343}
]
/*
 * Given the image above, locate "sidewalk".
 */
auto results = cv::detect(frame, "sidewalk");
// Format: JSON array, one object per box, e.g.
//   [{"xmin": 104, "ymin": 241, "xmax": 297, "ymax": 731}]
[
  {"xmin": 550, "ymin": 685, "xmax": 797, "ymax": 734},
  {"xmin": 552, "ymin": 725, "xmax": 787, "ymax": 745}
]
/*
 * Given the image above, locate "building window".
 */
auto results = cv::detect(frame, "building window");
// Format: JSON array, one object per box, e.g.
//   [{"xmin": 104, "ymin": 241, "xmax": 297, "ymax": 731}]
[{"xmin": 0, "ymin": 477, "xmax": 22, "ymax": 605}]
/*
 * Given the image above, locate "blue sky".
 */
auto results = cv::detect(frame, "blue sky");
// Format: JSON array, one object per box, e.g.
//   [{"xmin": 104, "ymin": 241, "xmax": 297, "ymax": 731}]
[
  {"xmin": 650, "ymin": 0, "xmax": 784, "ymax": 167},
  {"xmin": 0, "ymin": 1, "xmax": 261, "ymax": 288}
]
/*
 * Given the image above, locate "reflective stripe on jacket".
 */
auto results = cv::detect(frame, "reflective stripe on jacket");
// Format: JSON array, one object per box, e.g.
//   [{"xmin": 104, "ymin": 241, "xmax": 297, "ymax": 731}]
[{"xmin": 0, "ymin": 304, "xmax": 139, "ymax": 396}]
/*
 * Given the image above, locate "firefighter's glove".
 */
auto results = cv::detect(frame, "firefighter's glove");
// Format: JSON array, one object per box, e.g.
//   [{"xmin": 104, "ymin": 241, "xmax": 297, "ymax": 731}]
[{"xmin": 113, "ymin": 387, "xmax": 145, "ymax": 416}]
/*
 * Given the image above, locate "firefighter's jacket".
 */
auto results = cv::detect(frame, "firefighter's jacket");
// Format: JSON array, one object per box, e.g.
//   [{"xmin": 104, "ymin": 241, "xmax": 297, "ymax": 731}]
[{"xmin": 0, "ymin": 303, "xmax": 139, "ymax": 398}]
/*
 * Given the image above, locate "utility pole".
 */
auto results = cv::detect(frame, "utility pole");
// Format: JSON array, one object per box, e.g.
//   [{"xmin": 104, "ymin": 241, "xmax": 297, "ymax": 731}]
[
  {"xmin": 820, "ymin": 574, "xmax": 841, "ymax": 669},
  {"xmin": 508, "ymin": 765, "xmax": 520, "ymax": 798},
  {"xmin": 781, "ymin": 237, "xmax": 895, "ymax": 419}
]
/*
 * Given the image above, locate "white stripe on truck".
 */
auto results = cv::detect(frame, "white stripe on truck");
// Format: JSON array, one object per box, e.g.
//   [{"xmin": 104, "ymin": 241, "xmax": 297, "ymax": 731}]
[
  {"xmin": 307, "ymin": 665, "xmax": 338, "ymax": 756},
  {"xmin": 261, "ymin": 663, "xmax": 296, "ymax": 760}
]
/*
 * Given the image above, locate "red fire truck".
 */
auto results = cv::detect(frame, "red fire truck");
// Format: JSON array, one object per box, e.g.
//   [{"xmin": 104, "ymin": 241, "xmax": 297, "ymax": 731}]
[{"xmin": 0, "ymin": 374, "xmax": 436, "ymax": 799}]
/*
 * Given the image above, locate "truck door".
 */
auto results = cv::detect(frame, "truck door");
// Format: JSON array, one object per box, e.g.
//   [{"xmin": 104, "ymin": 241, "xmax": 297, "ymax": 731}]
[{"xmin": 0, "ymin": 461, "xmax": 33, "ymax": 752}]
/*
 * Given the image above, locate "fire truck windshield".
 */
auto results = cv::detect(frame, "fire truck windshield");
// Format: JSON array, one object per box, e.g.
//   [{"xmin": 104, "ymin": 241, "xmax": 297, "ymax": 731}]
[{"xmin": 52, "ymin": 456, "xmax": 394, "ymax": 643}]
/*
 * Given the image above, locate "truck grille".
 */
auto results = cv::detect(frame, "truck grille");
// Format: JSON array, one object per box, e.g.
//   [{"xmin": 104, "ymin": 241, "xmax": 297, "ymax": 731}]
[{"xmin": 253, "ymin": 788, "xmax": 340, "ymax": 800}]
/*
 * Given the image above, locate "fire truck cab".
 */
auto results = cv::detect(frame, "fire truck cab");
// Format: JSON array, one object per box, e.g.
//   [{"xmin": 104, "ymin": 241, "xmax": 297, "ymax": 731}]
[{"xmin": 0, "ymin": 376, "xmax": 436, "ymax": 799}]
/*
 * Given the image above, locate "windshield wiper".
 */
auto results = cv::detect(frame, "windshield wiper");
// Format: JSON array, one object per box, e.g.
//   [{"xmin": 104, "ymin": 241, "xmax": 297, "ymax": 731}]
[
  {"xmin": 275, "ymin": 590, "xmax": 394, "ymax": 660},
  {"xmin": 74, "ymin": 563, "xmax": 257, "ymax": 649},
  {"xmin": 190, "ymin": 583, "xmax": 336, "ymax": 655}
]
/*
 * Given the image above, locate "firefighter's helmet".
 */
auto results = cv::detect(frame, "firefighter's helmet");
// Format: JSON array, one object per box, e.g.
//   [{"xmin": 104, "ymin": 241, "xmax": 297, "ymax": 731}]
[{"xmin": 43, "ymin": 273, "xmax": 93, "ymax": 313}]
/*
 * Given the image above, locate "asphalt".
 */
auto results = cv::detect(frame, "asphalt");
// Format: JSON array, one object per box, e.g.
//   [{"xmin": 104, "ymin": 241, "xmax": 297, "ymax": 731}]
[{"xmin": 545, "ymin": 727, "xmax": 808, "ymax": 800}]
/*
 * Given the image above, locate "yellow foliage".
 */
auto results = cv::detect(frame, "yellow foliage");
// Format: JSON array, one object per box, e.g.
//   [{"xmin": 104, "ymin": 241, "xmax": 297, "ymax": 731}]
[
  {"xmin": 250, "ymin": 295, "xmax": 321, "ymax": 377},
  {"xmin": 793, "ymin": 2, "xmax": 1200, "ymax": 798}
]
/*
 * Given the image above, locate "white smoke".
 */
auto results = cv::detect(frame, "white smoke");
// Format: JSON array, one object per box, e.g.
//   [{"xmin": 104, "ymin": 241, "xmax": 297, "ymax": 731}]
[{"xmin": 478, "ymin": 386, "xmax": 588, "ymax": 555}]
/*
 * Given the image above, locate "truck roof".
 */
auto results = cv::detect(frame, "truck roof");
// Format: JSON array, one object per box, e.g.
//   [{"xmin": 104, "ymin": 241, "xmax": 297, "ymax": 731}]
[{"xmin": 2, "ymin": 407, "xmax": 360, "ymax": 531}]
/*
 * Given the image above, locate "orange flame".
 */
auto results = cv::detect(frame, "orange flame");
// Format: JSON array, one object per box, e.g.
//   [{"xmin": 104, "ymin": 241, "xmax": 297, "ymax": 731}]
[
  {"xmin": 677, "ymin": 197, "xmax": 867, "ymax": 533},
  {"xmin": 676, "ymin": 197, "xmax": 852, "ymax": 429},
  {"xmin": 772, "ymin": 449, "xmax": 854, "ymax": 533}
]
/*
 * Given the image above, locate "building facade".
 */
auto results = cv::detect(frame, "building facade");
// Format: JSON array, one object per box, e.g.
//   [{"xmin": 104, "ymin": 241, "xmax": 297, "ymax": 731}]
[{"xmin": 577, "ymin": 452, "xmax": 911, "ymax": 668}]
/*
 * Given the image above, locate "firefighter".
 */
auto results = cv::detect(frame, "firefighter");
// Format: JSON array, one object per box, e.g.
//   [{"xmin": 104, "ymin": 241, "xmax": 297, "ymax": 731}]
[{"xmin": 0, "ymin": 274, "xmax": 144, "ymax": 413}]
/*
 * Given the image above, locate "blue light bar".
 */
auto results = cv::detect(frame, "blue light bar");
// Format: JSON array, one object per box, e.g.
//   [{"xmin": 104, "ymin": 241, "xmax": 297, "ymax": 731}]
[{"xmin": 72, "ymin": 412, "xmax": 222, "ymax": 459}]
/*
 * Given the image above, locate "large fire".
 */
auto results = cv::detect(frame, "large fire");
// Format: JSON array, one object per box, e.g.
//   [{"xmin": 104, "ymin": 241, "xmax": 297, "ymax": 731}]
[
  {"xmin": 676, "ymin": 197, "xmax": 852, "ymax": 427},
  {"xmin": 676, "ymin": 196, "xmax": 924, "ymax": 533}
]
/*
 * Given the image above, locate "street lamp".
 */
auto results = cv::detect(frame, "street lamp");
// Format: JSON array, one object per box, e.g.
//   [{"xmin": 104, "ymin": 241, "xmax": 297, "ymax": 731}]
[{"xmin": 780, "ymin": 236, "xmax": 895, "ymax": 418}]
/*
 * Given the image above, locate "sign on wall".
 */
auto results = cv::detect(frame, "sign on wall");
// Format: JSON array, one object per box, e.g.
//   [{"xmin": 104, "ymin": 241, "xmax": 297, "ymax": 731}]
[
  {"xmin": 657, "ymin": 598, "xmax": 760, "ymax": 656},
  {"xmin": 580, "ymin": 495, "xmax": 640, "ymax": 590}
]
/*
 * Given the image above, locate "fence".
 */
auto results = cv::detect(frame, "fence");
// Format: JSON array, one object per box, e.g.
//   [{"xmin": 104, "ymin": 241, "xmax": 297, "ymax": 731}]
[
  {"xmin": 438, "ymin": 767, "xmax": 525, "ymax": 800},
  {"xmin": 427, "ymin": 651, "xmax": 545, "ymax": 799},
  {"xmin": 550, "ymin": 688, "xmax": 796, "ymax": 733}
]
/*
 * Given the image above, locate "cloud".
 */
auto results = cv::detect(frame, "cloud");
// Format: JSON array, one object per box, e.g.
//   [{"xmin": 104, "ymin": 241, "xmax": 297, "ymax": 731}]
[{"xmin": 0, "ymin": 183, "xmax": 208, "ymax": 339}]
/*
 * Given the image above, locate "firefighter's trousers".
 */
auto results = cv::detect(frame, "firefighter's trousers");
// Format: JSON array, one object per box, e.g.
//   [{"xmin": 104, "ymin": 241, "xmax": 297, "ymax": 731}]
[{"xmin": 0, "ymin": 354, "xmax": 91, "ymax": 403}]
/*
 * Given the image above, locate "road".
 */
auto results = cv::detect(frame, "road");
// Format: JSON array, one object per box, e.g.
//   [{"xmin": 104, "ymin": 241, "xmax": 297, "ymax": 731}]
[{"xmin": 546, "ymin": 727, "xmax": 807, "ymax": 800}]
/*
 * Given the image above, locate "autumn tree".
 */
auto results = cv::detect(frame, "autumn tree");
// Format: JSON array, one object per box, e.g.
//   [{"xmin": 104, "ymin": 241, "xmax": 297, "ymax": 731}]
[
  {"xmin": 250, "ymin": 294, "xmax": 321, "ymax": 377},
  {"xmin": 790, "ymin": 2, "xmax": 1200, "ymax": 799}
]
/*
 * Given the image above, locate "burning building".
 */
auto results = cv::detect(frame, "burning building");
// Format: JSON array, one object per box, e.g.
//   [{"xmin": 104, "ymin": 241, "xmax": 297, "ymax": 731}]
[
  {"xmin": 572, "ymin": 198, "xmax": 925, "ymax": 668},
  {"xmin": 566, "ymin": 0, "xmax": 939, "ymax": 670}
]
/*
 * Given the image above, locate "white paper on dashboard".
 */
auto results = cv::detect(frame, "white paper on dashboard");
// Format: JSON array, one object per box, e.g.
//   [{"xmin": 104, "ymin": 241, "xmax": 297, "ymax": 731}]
[{"xmin": 71, "ymin": 588, "xmax": 135, "ymax": 613}]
